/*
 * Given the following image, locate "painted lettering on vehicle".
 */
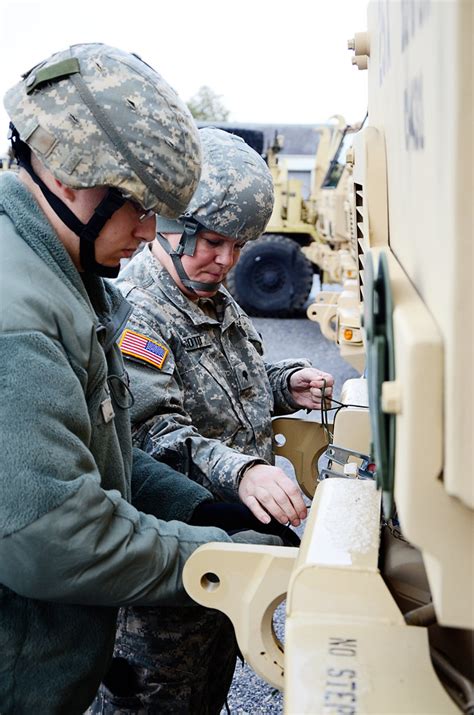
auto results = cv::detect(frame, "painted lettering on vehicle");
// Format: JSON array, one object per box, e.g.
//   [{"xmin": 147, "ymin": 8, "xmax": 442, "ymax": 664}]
[
  {"xmin": 322, "ymin": 638, "xmax": 358, "ymax": 714},
  {"xmin": 404, "ymin": 73, "xmax": 424, "ymax": 151},
  {"xmin": 401, "ymin": 0, "xmax": 431, "ymax": 53}
]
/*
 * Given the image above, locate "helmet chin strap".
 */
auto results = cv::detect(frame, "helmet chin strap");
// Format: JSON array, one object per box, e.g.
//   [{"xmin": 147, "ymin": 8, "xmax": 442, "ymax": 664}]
[
  {"xmin": 155, "ymin": 218, "xmax": 221, "ymax": 294},
  {"xmin": 10, "ymin": 124, "xmax": 125, "ymax": 278}
]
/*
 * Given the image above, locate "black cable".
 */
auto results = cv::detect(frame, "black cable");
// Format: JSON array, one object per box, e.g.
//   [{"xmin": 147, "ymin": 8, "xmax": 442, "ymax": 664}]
[
  {"xmin": 320, "ymin": 379, "xmax": 332, "ymax": 442},
  {"xmin": 328, "ymin": 397, "xmax": 370, "ymax": 409}
]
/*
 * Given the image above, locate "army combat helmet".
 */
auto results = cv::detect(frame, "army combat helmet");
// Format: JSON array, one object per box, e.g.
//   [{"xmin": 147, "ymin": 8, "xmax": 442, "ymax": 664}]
[
  {"xmin": 156, "ymin": 126, "xmax": 274, "ymax": 293},
  {"xmin": 4, "ymin": 43, "xmax": 202, "ymax": 277}
]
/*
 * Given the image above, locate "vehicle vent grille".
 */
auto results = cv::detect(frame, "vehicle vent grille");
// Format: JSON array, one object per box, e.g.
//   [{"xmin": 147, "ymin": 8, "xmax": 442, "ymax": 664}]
[{"xmin": 355, "ymin": 182, "xmax": 366, "ymax": 303}]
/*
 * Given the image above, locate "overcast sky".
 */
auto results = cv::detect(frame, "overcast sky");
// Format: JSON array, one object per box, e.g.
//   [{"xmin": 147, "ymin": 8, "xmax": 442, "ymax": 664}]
[{"xmin": 0, "ymin": 0, "xmax": 369, "ymax": 155}]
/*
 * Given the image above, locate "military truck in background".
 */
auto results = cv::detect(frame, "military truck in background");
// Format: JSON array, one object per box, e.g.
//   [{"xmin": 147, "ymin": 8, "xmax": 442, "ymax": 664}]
[
  {"xmin": 305, "ymin": 117, "xmax": 366, "ymax": 371},
  {"xmin": 184, "ymin": 1, "xmax": 473, "ymax": 712},
  {"xmin": 226, "ymin": 127, "xmax": 317, "ymax": 317},
  {"xmin": 211, "ymin": 117, "xmax": 361, "ymax": 318}
]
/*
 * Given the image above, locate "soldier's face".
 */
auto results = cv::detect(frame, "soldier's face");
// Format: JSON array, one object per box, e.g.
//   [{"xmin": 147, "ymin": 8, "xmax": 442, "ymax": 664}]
[
  {"xmin": 74, "ymin": 187, "xmax": 156, "ymax": 269},
  {"xmin": 179, "ymin": 231, "xmax": 244, "ymax": 297}
]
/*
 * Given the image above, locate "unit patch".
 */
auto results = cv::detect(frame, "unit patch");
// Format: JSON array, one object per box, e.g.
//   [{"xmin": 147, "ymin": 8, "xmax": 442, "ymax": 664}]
[{"xmin": 119, "ymin": 329, "xmax": 168, "ymax": 369}]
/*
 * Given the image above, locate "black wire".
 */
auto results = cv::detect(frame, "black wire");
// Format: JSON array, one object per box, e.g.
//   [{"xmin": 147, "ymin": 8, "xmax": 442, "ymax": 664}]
[
  {"xmin": 320, "ymin": 379, "xmax": 333, "ymax": 443},
  {"xmin": 328, "ymin": 397, "xmax": 370, "ymax": 409},
  {"xmin": 330, "ymin": 405, "xmax": 347, "ymax": 438},
  {"xmin": 317, "ymin": 399, "xmax": 370, "ymax": 413},
  {"xmin": 318, "ymin": 385, "xmax": 369, "ymax": 445}
]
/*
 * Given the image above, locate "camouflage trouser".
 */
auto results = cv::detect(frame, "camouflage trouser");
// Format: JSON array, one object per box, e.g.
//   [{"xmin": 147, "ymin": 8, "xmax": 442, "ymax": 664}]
[{"xmin": 87, "ymin": 604, "xmax": 238, "ymax": 715}]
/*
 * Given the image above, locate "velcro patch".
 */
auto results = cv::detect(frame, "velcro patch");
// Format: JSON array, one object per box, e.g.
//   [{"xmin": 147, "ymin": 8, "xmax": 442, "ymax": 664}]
[{"xmin": 119, "ymin": 329, "xmax": 168, "ymax": 370}]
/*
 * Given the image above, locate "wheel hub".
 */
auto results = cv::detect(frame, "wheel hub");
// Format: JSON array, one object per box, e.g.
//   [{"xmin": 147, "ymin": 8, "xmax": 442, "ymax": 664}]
[{"xmin": 253, "ymin": 260, "xmax": 286, "ymax": 292}]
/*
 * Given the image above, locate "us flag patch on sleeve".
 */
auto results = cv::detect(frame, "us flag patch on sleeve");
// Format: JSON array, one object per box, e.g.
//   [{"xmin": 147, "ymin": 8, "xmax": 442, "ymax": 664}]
[{"xmin": 118, "ymin": 329, "xmax": 169, "ymax": 369}]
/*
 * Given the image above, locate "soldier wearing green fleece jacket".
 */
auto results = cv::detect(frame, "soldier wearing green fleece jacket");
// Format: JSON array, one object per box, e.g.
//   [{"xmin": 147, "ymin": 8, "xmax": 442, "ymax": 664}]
[{"xmin": 0, "ymin": 44, "xmax": 281, "ymax": 715}]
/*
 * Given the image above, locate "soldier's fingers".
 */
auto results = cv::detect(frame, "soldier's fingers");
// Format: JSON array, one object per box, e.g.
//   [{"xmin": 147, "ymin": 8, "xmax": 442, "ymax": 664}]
[
  {"xmin": 309, "ymin": 386, "xmax": 332, "ymax": 400},
  {"xmin": 309, "ymin": 377, "xmax": 334, "ymax": 389},
  {"xmin": 275, "ymin": 476, "xmax": 307, "ymax": 520},
  {"xmin": 241, "ymin": 494, "xmax": 272, "ymax": 524},
  {"xmin": 319, "ymin": 372, "xmax": 335, "ymax": 386},
  {"xmin": 255, "ymin": 484, "xmax": 302, "ymax": 526},
  {"xmin": 258, "ymin": 497, "xmax": 295, "ymax": 526}
]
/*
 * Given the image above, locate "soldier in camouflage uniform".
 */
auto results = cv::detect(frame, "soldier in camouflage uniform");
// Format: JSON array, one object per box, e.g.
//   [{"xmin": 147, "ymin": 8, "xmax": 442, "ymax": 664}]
[
  {"xmin": 92, "ymin": 128, "xmax": 334, "ymax": 713},
  {"xmin": 0, "ymin": 48, "xmax": 281, "ymax": 715},
  {"xmin": 118, "ymin": 127, "xmax": 334, "ymax": 523}
]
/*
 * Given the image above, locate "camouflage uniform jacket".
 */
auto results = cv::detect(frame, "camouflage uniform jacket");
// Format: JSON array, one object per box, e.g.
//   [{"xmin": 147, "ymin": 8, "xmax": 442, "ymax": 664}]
[{"xmin": 116, "ymin": 246, "xmax": 311, "ymax": 500}]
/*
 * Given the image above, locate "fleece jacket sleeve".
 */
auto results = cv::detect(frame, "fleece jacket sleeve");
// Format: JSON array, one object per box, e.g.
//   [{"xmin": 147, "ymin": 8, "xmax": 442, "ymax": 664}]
[
  {"xmin": 131, "ymin": 447, "xmax": 214, "ymax": 523},
  {"xmin": 0, "ymin": 331, "xmax": 230, "ymax": 607}
]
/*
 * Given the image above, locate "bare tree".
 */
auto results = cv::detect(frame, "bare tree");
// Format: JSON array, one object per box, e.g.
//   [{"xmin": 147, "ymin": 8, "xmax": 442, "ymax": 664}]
[{"xmin": 187, "ymin": 85, "xmax": 230, "ymax": 121}]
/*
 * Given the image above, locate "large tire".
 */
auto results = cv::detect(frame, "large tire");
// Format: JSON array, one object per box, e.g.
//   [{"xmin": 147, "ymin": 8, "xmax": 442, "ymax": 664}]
[{"xmin": 226, "ymin": 234, "xmax": 314, "ymax": 317}]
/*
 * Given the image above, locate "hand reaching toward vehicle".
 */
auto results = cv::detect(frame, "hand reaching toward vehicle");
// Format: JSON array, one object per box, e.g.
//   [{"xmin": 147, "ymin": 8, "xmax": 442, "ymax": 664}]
[{"xmin": 238, "ymin": 464, "xmax": 307, "ymax": 526}]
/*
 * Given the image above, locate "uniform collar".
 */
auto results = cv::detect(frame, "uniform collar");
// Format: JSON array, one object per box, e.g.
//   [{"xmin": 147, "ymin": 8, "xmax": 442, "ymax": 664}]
[
  {"xmin": 117, "ymin": 245, "xmax": 243, "ymax": 330},
  {"xmin": 84, "ymin": 274, "xmax": 132, "ymax": 351}
]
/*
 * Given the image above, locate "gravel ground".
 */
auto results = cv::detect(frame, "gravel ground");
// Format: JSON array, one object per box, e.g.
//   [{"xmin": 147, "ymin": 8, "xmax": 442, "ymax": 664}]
[{"xmin": 220, "ymin": 291, "xmax": 359, "ymax": 714}]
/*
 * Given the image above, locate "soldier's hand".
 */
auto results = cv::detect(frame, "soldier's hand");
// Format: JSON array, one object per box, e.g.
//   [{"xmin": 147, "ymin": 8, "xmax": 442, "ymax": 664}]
[
  {"xmin": 238, "ymin": 464, "xmax": 307, "ymax": 527},
  {"xmin": 288, "ymin": 367, "xmax": 334, "ymax": 410}
]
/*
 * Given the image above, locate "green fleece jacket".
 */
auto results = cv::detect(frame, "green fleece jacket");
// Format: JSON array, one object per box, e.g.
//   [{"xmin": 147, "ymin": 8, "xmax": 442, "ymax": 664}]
[{"xmin": 0, "ymin": 172, "xmax": 231, "ymax": 715}]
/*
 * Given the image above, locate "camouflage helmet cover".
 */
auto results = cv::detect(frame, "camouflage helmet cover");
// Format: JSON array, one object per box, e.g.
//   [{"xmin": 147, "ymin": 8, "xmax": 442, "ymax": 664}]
[
  {"xmin": 3, "ymin": 43, "xmax": 201, "ymax": 217},
  {"xmin": 182, "ymin": 127, "xmax": 274, "ymax": 242}
]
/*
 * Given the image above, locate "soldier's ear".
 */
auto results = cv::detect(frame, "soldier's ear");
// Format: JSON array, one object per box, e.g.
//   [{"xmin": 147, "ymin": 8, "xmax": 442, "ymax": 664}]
[{"xmin": 52, "ymin": 179, "xmax": 76, "ymax": 202}]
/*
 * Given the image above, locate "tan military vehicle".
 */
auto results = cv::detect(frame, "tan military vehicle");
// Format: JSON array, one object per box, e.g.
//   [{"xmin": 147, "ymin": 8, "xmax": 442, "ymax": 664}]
[
  {"xmin": 302, "ymin": 115, "xmax": 360, "ymax": 281},
  {"xmin": 305, "ymin": 118, "xmax": 365, "ymax": 372},
  {"xmin": 184, "ymin": 1, "xmax": 473, "ymax": 712},
  {"xmin": 226, "ymin": 118, "xmax": 360, "ymax": 317}
]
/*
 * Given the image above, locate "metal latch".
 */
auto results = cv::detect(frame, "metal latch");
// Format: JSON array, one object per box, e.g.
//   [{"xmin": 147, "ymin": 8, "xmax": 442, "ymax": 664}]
[{"xmin": 319, "ymin": 444, "xmax": 376, "ymax": 481}]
